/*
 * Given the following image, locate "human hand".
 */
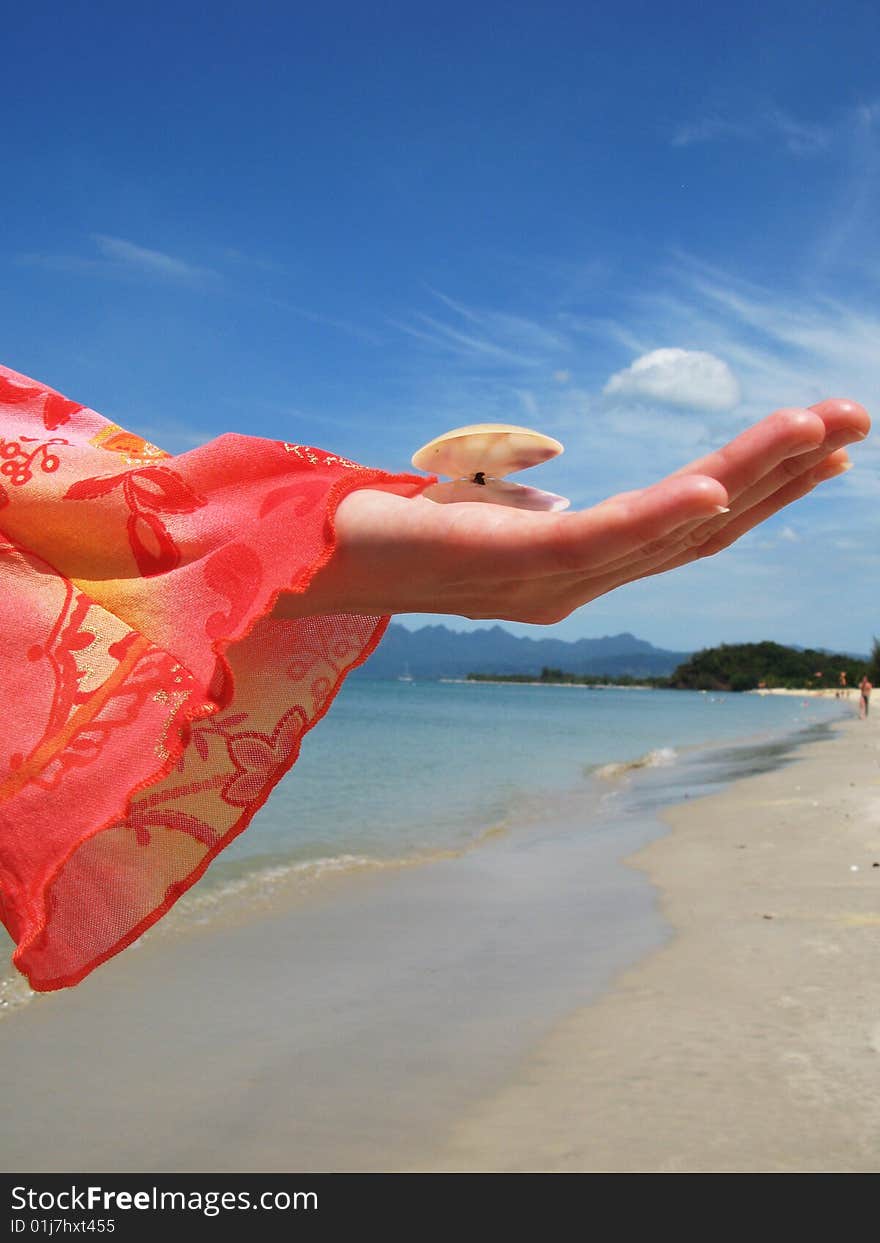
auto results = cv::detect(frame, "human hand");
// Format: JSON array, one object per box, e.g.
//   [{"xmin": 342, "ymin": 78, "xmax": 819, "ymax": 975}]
[{"xmin": 274, "ymin": 399, "xmax": 870, "ymax": 625}]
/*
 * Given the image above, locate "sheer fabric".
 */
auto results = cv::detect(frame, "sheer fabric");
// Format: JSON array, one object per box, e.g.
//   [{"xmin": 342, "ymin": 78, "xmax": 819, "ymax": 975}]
[{"xmin": 0, "ymin": 364, "xmax": 431, "ymax": 990}]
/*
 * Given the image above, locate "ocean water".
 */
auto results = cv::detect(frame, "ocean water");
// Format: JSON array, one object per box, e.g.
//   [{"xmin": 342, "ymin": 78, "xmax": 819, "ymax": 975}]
[
  {"xmin": 0, "ymin": 677, "xmax": 849, "ymax": 1014},
  {"xmin": 213, "ymin": 678, "xmax": 847, "ymax": 879}
]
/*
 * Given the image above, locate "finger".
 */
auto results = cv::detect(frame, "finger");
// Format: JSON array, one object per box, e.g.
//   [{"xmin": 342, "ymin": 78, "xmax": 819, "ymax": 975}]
[
  {"xmin": 655, "ymin": 412, "xmax": 866, "ymax": 558},
  {"xmin": 458, "ymin": 404, "xmax": 868, "ymax": 622},
  {"xmin": 594, "ymin": 407, "xmax": 870, "ymax": 581},
  {"xmin": 434, "ymin": 399, "xmax": 869, "ymax": 583},
  {"xmin": 811, "ymin": 448, "xmax": 854, "ymax": 481},
  {"xmin": 515, "ymin": 399, "xmax": 869, "ymax": 586},
  {"xmin": 560, "ymin": 449, "xmax": 853, "ymax": 607},
  {"xmin": 628, "ymin": 448, "xmax": 851, "ymax": 582},
  {"xmin": 591, "ymin": 397, "xmax": 865, "ymax": 576},
  {"xmin": 696, "ymin": 448, "xmax": 853, "ymax": 558},
  {"xmin": 741, "ymin": 399, "xmax": 870, "ymax": 493},
  {"xmin": 674, "ymin": 446, "xmax": 853, "ymax": 560},
  {"xmin": 667, "ymin": 407, "xmax": 826, "ymax": 498},
  {"xmin": 533, "ymin": 473, "xmax": 729, "ymax": 575},
  {"xmin": 808, "ymin": 397, "xmax": 871, "ymax": 440},
  {"xmin": 668, "ymin": 399, "xmax": 869, "ymax": 502},
  {"xmin": 572, "ymin": 499, "xmax": 736, "ymax": 580}
]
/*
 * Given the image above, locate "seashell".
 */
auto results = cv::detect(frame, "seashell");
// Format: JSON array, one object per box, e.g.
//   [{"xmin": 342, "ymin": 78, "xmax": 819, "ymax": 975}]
[
  {"xmin": 411, "ymin": 423, "xmax": 569, "ymax": 511},
  {"xmin": 420, "ymin": 479, "xmax": 570, "ymax": 511}
]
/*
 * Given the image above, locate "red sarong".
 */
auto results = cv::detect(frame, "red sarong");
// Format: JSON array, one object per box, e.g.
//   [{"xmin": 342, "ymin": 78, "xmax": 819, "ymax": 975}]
[{"xmin": 0, "ymin": 364, "xmax": 430, "ymax": 990}]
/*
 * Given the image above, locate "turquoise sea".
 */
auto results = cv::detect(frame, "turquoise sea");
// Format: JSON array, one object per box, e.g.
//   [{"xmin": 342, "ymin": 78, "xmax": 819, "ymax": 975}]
[
  {"xmin": 214, "ymin": 677, "xmax": 847, "ymax": 883},
  {"xmin": 0, "ymin": 676, "xmax": 849, "ymax": 1013}
]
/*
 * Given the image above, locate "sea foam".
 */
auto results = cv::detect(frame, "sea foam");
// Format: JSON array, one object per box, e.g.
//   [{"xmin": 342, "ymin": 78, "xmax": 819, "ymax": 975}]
[{"xmin": 592, "ymin": 746, "xmax": 677, "ymax": 781}]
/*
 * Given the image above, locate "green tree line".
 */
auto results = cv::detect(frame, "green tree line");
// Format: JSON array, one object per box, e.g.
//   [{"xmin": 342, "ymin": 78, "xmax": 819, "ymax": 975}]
[
  {"xmin": 668, "ymin": 640, "xmax": 876, "ymax": 692},
  {"xmin": 467, "ymin": 638, "xmax": 879, "ymax": 692}
]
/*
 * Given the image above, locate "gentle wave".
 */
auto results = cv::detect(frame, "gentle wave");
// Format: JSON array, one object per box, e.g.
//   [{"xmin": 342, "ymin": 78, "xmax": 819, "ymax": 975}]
[
  {"xmin": 591, "ymin": 746, "xmax": 678, "ymax": 781},
  {"xmin": 154, "ymin": 850, "xmax": 454, "ymax": 933},
  {"xmin": 0, "ymin": 854, "xmax": 440, "ymax": 1022},
  {"xmin": 159, "ymin": 818, "xmax": 513, "ymax": 934},
  {"xmin": 0, "ymin": 822, "xmax": 515, "ymax": 1022}
]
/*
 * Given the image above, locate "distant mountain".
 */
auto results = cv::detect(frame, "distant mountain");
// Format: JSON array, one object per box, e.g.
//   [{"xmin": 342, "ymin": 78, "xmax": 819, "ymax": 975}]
[{"xmin": 352, "ymin": 623, "xmax": 691, "ymax": 680}]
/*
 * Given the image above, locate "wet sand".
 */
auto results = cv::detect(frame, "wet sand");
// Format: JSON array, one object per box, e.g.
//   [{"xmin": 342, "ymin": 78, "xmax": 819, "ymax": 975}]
[
  {"xmin": 0, "ymin": 778, "xmax": 667, "ymax": 1172},
  {"xmin": 420, "ymin": 711, "xmax": 880, "ymax": 1173}
]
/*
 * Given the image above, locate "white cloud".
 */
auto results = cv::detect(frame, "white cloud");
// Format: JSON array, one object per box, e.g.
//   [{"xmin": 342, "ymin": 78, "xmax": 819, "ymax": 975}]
[{"xmin": 602, "ymin": 347, "xmax": 741, "ymax": 412}]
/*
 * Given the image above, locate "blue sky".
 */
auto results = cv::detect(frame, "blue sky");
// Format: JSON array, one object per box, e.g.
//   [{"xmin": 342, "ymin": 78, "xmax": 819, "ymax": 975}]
[{"xmin": 4, "ymin": 1, "xmax": 878, "ymax": 654}]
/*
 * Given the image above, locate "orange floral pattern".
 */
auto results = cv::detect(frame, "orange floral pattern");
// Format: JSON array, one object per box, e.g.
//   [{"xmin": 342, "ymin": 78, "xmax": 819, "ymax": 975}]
[{"xmin": 0, "ymin": 363, "xmax": 433, "ymax": 991}]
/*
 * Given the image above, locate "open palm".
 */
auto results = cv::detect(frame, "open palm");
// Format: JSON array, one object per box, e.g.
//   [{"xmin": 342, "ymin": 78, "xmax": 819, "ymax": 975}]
[{"xmin": 275, "ymin": 400, "xmax": 870, "ymax": 625}]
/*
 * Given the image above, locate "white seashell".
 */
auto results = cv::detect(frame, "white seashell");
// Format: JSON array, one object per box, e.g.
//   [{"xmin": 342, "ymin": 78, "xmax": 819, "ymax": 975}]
[
  {"xmin": 421, "ymin": 479, "xmax": 570, "ymax": 511},
  {"xmin": 412, "ymin": 423, "xmax": 563, "ymax": 477},
  {"xmin": 411, "ymin": 423, "xmax": 569, "ymax": 511}
]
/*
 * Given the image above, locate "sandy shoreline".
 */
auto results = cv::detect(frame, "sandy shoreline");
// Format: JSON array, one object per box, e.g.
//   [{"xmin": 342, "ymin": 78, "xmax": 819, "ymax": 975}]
[
  {"xmin": 419, "ymin": 710, "xmax": 880, "ymax": 1172},
  {"xmin": 0, "ymin": 703, "xmax": 875, "ymax": 1173}
]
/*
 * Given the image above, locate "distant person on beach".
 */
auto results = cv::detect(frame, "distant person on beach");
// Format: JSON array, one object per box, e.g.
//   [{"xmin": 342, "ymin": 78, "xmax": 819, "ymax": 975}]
[
  {"xmin": 0, "ymin": 362, "xmax": 871, "ymax": 992},
  {"xmin": 859, "ymin": 675, "xmax": 872, "ymax": 718}
]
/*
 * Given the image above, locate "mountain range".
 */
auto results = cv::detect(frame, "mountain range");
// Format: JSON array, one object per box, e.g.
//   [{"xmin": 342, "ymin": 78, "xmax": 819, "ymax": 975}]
[{"xmin": 352, "ymin": 623, "xmax": 691, "ymax": 680}]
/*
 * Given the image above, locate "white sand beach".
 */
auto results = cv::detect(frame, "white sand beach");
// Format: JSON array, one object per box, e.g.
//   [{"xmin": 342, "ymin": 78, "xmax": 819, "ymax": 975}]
[{"xmin": 421, "ymin": 711, "xmax": 880, "ymax": 1172}]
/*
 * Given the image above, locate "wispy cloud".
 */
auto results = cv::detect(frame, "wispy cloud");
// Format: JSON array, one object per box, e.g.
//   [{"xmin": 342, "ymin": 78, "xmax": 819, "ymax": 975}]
[
  {"xmin": 17, "ymin": 253, "xmax": 105, "ymax": 275},
  {"xmin": 669, "ymin": 101, "xmax": 871, "ymax": 154},
  {"xmin": 18, "ymin": 237, "xmax": 383, "ymax": 349},
  {"xmin": 765, "ymin": 108, "xmax": 832, "ymax": 155},
  {"xmin": 391, "ymin": 288, "xmax": 571, "ymax": 370},
  {"xmin": 17, "ymin": 235, "xmax": 218, "ymax": 284},
  {"xmin": 558, "ymin": 313, "xmax": 650, "ymax": 358},
  {"xmin": 220, "ymin": 246, "xmax": 283, "ymax": 273},
  {"xmin": 394, "ymin": 250, "xmax": 876, "ymax": 650},
  {"xmin": 655, "ymin": 252, "xmax": 880, "ymax": 397},
  {"xmin": 264, "ymin": 296, "xmax": 383, "ymax": 345},
  {"xmin": 808, "ymin": 102, "xmax": 880, "ymax": 278},
  {"xmin": 671, "ymin": 114, "xmax": 756, "ymax": 148},
  {"xmin": 390, "ymin": 312, "xmax": 536, "ymax": 367},
  {"xmin": 390, "ymin": 245, "xmax": 877, "ymax": 524},
  {"xmin": 593, "ymin": 254, "xmax": 880, "ymax": 502},
  {"xmin": 92, "ymin": 234, "xmax": 216, "ymax": 282},
  {"xmin": 670, "ymin": 100, "xmax": 880, "ymax": 284}
]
